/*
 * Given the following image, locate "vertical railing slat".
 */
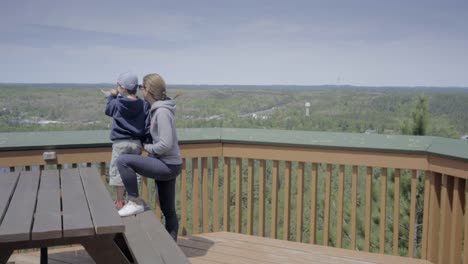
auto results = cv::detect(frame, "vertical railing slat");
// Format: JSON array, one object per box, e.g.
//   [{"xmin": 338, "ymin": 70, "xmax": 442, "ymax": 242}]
[
  {"xmin": 271, "ymin": 160, "xmax": 279, "ymax": 239},
  {"xmin": 309, "ymin": 163, "xmax": 317, "ymax": 244},
  {"xmin": 180, "ymin": 159, "xmax": 187, "ymax": 235},
  {"xmin": 365, "ymin": 166, "xmax": 372, "ymax": 252},
  {"xmin": 246, "ymin": 159, "xmax": 254, "ymax": 235},
  {"xmin": 393, "ymin": 168, "xmax": 400, "ymax": 256},
  {"xmin": 192, "ymin": 158, "xmax": 200, "ymax": 234},
  {"xmin": 99, "ymin": 162, "xmax": 106, "ymax": 185},
  {"xmin": 323, "ymin": 164, "xmax": 331, "ymax": 246},
  {"xmin": 223, "ymin": 158, "xmax": 231, "ymax": 232},
  {"xmin": 351, "ymin": 165, "xmax": 358, "ymax": 250},
  {"xmin": 212, "ymin": 157, "xmax": 220, "ymax": 232},
  {"xmin": 235, "ymin": 158, "xmax": 242, "ymax": 233},
  {"xmin": 202, "ymin": 157, "xmax": 209, "ymax": 233},
  {"xmin": 408, "ymin": 169, "xmax": 417, "ymax": 257},
  {"xmin": 380, "ymin": 168, "xmax": 387, "ymax": 254},
  {"xmin": 296, "ymin": 162, "xmax": 304, "ymax": 242},
  {"xmin": 154, "ymin": 178, "xmax": 162, "ymax": 219},
  {"xmin": 449, "ymin": 177, "xmax": 464, "ymax": 264},
  {"xmin": 336, "ymin": 164, "xmax": 344, "ymax": 248},
  {"xmin": 438, "ymin": 175, "xmax": 454, "ymax": 263},
  {"xmin": 141, "ymin": 176, "xmax": 148, "ymax": 207},
  {"xmin": 421, "ymin": 170, "xmax": 432, "ymax": 259},
  {"xmin": 283, "ymin": 161, "xmax": 291, "ymax": 241},
  {"xmin": 258, "ymin": 160, "xmax": 266, "ymax": 237},
  {"xmin": 427, "ymin": 172, "xmax": 441, "ymax": 263}
]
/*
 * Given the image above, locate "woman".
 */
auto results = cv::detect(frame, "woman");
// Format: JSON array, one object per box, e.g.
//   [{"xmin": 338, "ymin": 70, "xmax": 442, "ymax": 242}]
[{"xmin": 116, "ymin": 73, "xmax": 182, "ymax": 241}]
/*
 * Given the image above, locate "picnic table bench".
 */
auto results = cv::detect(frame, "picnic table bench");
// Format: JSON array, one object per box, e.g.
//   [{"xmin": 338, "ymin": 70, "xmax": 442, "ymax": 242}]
[{"xmin": 0, "ymin": 167, "xmax": 188, "ymax": 264}]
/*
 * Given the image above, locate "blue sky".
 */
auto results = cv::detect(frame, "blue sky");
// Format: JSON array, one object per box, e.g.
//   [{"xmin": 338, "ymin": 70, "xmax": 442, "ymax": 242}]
[{"xmin": 1, "ymin": 0, "xmax": 468, "ymax": 86}]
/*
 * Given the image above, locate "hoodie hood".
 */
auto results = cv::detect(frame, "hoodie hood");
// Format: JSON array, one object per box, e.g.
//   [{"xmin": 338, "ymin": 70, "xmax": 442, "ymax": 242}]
[{"xmin": 150, "ymin": 99, "xmax": 176, "ymax": 115}]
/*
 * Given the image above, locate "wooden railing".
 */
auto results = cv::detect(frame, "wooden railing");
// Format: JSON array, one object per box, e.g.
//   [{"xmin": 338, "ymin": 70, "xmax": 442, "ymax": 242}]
[{"xmin": 0, "ymin": 129, "xmax": 467, "ymax": 264}]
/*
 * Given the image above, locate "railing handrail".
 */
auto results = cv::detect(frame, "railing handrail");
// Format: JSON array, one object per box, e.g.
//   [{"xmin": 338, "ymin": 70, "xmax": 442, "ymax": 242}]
[{"xmin": 0, "ymin": 128, "xmax": 466, "ymax": 161}]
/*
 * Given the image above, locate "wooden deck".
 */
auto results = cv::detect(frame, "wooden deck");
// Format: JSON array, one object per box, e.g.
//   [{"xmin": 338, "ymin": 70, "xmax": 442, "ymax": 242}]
[{"xmin": 8, "ymin": 232, "xmax": 433, "ymax": 264}]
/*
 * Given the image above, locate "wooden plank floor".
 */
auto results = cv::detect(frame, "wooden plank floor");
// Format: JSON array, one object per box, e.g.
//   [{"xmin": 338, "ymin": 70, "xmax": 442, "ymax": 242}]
[
  {"xmin": 8, "ymin": 232, "xmax": 433, "ymax": 264},
  {"xmin": 179, "ymin": 232, "xmax": 433, "ymax": 264}
]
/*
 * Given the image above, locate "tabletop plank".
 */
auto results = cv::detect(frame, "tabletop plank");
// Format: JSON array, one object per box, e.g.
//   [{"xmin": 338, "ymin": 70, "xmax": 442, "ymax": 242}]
[
  {"xmin": 79, "ymin": 167, "xmax": 124, "ymax": 234},
  {"xmin": 32, "ymin": 170, "xmax": 62, "ymax": 240},
  {"xmin": 0, "ymin": 171, "xmax": 40, "ymax": 242},
  {"xmin": 61, "ymin": 168, "xmax": 94, "ymax": 237},
  {"xmin": 0, "ymin": 172, "xmax": 20, "ymax": 225}
]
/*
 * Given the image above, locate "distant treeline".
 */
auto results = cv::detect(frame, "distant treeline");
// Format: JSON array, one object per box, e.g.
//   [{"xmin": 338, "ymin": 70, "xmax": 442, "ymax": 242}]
[
  {"xmin": 0, "ymin": 84, "xmax": 467, "ymax": 138},
  {"xmin": 1, "ymin": 83, "xmax": 468, "ymax": 92}
]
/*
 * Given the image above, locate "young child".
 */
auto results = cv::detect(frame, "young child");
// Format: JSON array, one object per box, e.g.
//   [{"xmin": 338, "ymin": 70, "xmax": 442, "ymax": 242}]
[{"xmin": 101, "ymin": 72, "xmax": 150, "ymax": 209}]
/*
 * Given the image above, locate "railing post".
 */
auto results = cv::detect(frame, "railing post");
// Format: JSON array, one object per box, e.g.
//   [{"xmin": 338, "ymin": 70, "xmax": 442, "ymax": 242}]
[
  {"xmin": 296, "ymin": 162, "xmax": 304, "ymax": 243},
  {"xmin": 202, "ymin": 157, "xmax": 209, "ymax": 233},
  {"xmin": 223, "ymin": 157, "xmax": 231, "ymax": 232},
  {"xmin": 323, "ymin": 164, "xmax": 331, "ymax": 246},
  {"xmin": 212, "ymin": 157, "xmax": 220, "ymax": 232},
  {"xmin": 192, "ymin": 158, "xmax": 200, "ymax": 234},
  {"xmin": 427, "ymin": 172, "xmax": 442, "ymax": 263},
  {"xmin": 180, "ymin": 159, "xmax": 187, "ymax": 235},
  {"xmin": 408, "ymin": 169, "xmax": 417, "ymax": 257},
  {"xmin": 350, "ymin": 165, "xmax": 358, "ymax": 250},
  {"xmin": 336, "ymin": 164, "xmax": 344, "ymax": 248},
  {"xmin": 449, "ymin": 177, "xmax": 464, "ymax": 264},
  {"xmin": 270, "ymin": 160, "xmax": 279, "ymax": 239},
  {"xmin": 283, "ymin": 161, "xmax": 291, "ymax": 241},
  {"xmin": 380, "ymin": 168, "xmax": 387, "ymax": 254},
  {"xmin": 309, "ymin": 163, "xmax": 318, "ymax": 244},
  {"xmin": 258, "ymin": 160, "xmax": 266, "ymax": 237},
  {"xmin": 393, "ymin": 168, "xmax": 401, "ymax": 256},
  {"xmin": 246, "ymin": 159, "xmax": 254, "ymax": 235},
  {"xmin": 364, "ymin": 166, "xmax": 372, "ymax": 252},
  {"xmin": 234, "ymin": 158, "xmax": 242, "ymax": 233},
  {"xmin": 438, "ymin": 175, "xmax": 454, "ymax": 263},
  {"xmin": 421, "ymin": 170, "xmax": 432, "ymax": 259}
]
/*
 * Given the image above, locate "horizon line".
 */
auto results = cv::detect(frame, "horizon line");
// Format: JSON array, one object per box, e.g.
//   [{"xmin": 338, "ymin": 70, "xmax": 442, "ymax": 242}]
[{"xmin": 1, "ymin": 82, "xmax": 468, "ymax": 89}]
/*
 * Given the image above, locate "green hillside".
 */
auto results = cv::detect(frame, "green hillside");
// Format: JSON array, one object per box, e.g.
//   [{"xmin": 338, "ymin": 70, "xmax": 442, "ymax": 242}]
[{"xmin": 0, "ymin": 84, "xmax": 467, "ymax": 138}]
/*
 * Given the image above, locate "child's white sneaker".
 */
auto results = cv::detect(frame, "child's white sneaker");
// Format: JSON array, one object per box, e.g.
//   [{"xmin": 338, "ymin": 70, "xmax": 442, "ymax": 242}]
[{"xmin": 118, "ymin": 200, "xmax": 144, "ymax": 217}]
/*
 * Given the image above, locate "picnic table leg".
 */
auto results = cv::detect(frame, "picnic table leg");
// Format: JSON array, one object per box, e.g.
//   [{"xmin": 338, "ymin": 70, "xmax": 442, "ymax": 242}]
[
  {"xmin": 0, "ymin": 249, "xmax": 13, "ymax": 264},
  {"xmin": 40, "ymin": 247, "xmax": 48, "ymax": 264},
  {"xmin": 81, "ymin": 235, "xmax": 130, "ymax": 264}
]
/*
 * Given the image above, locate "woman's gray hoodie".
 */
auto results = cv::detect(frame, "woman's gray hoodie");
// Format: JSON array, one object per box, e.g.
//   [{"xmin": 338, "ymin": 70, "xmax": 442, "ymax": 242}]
[{"xmin": 144, "ymin": 99, "xmax": 182, "ymax": 165}]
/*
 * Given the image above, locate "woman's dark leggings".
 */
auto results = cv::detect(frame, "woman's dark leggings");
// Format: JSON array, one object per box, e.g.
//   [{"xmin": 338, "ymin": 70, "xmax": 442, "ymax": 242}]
[{"xmin": 116, "ymin": 154, "xmax": 182, "ymax": 241}]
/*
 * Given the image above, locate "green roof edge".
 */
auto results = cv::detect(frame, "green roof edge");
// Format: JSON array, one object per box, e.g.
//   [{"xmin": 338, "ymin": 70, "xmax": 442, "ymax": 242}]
[{"xmin": 0, "ymin": 128, "xmax": 466, "ymax": 161}]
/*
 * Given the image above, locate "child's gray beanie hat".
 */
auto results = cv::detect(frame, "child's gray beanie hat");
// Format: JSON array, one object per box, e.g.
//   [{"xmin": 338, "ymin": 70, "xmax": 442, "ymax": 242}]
[{"xmin": 117, "ymin": 72, "xmax": 138, "ymax": 92}]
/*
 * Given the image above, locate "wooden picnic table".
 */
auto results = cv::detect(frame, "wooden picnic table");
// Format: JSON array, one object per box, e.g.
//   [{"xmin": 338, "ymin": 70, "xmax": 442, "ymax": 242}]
[{"xmin": 0, "ymin": 167, "xmax": 130, "ymax": 264}]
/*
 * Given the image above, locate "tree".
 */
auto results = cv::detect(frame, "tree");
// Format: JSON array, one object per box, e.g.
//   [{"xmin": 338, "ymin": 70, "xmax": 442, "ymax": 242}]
[
  {"xmin": 401, "ymin": 95, "xmax": 429, "ymax": 136},
  {"xmin": 412, "ymin": 96, "xmax": 429, "ymax": 136}
]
